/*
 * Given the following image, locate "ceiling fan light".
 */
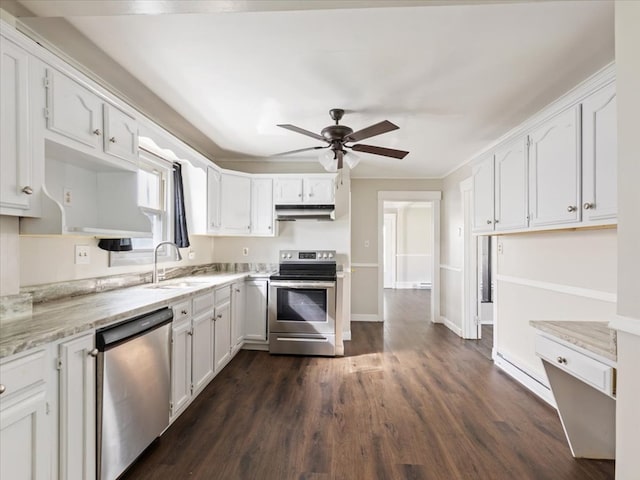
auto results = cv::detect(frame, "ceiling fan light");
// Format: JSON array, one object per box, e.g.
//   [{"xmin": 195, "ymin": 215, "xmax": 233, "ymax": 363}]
[
  {"xmin": 319, "ymin": 149, "xmax": 338, "ymax": 172},
  {"xmin": 345, "ymin": 151, "xmax": 361, "ymax": 169}
]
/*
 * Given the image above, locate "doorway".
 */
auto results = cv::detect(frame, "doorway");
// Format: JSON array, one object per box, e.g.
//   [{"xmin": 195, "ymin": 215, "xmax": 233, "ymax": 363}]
[{"xmin": 383, "ymin": 213, "xmax": 397, "ymax": 289}]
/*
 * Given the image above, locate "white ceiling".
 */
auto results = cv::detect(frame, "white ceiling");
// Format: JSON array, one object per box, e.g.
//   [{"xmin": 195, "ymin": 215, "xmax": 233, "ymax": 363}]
[{"xmin": 15, "ymin": 1, "xmax": 614, "ymax": 178}]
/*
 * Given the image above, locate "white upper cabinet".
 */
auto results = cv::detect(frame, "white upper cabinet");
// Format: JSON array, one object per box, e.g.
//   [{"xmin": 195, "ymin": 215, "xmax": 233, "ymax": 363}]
[
  {"xmin": 251, "ymin": 178, "xmax": 275, "ymax": 236},
  {"xmin": 494, "ymin": 137, "xmax": 528, "ymax": 231},
  {"xmin": 207, "ymin": 167, "xmax": 222, "ymax": 233},
  {"xmin": 304, "ymin": 176, "xmax": 335, "ymax": 204},
  {"xmin": 472, "ymin": 155, "xmax": 495, "ymax": 233},
  {"xmin": 44, "ymin": 68, "xmax": 138, "ymax": 167},
  {"xmin": 581, "ymin": 83, "xmax": 617, "ymax": 223},
  {"xmin": 274, "ymin": 175, "xmax": 336, "ymax": 205},
  {"xmin": 274, "ymin": 177, "xmax": 304, "ymax": 203},
  {"xmin": 103, "ymin": 104, "xmax": 138, "ymax": 164},
  {"xmin": 220, "ymin": 172, "xmax": 252, "ymax": 234},
  {"xmin": 528, "ymin": 106, "xmax": 581, "ymax": 227},
  {"xmin": 0, "ymin": 37, "xmax": 39, "ymax": 216}
]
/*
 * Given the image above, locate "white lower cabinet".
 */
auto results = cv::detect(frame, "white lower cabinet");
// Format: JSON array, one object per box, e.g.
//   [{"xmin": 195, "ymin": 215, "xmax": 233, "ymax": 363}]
[
  {"xmin": 231, "ymin": 282, "xmax": 246, "ymax": 354},
  {"xmin": 171, "ymin": 318, "xmax": 192, "ymax": 418},
  {"xmin": 244, "ymin": 280, "xmax": 268, "ymax": 343},
  {"xmin": 214, "ymin": 286, "xmax": 232, "ymax": 372},
  {"xmin": 58, "ymin": 332, "xmax": 96, "ymax": 480},
  {"xmin": 191, "ymin": 298, "xmax": 215, "ymax": 393},
  {"xmin": 0, "ymin": 349, "xmax": 50, "ymax": 480}
]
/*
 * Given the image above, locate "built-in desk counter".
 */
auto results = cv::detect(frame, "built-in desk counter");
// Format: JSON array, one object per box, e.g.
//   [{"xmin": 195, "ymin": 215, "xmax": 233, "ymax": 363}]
[{"xmin": 531, "ymin": 320, "xmax": 617, "ymax": 460}]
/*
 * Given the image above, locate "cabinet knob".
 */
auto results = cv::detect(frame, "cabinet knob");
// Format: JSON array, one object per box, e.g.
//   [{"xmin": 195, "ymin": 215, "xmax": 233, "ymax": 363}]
[
  {"xmin": 21, "ymin": 186, "xmax": 33, "ymax": 195},
  {"xmin": 268, "ymin": 226, "xmax": 272, "ymax": 230},
  {"xmin": 88, "ymin": 348, "xmax": 98, "ymax": 357},
  {"xmin": 556, "ymin": 356, "xmax": 567, "ymax": 364},
  {"xmin": 181, "ymin": 309, "xmax": 188, "ymax": 315},
  {"xmin": 298, "ymin": 194, "xmax": 302, "ymax": 198},
  {"xmin": 494, "ymin": 219, "xmax": 499, "ymax": 224},
  {"xmin": 0, "ymin": 384, "xmax": 5, "ymax": 395},
  {"xmin": 486, "ymin": 220, "xmax": 492, "ymax": 224},
  {"xmin": 216, "ymin": 314, "xmax": 222, "ymax": 319},
  {"xmin": 188, "ymin": 330, "xmax": 193, "ymax": 336},
  {"xmin": 309, "ymin": 193, "xmax": 314, "ymax": 197},
  {"xmin": 583, "ymin": 202, "xmax": 594, "ymax": 210},
  {"xmin": 567, "ymin": 206, "xmax": 577, "ymax": 212},
  {"xmin": 93, "ymin": 129, "xmax": 101, "ymax": 136},
  {"xmin": 109, "ymin": 137, "xmax": 117, "ymax": 143}
]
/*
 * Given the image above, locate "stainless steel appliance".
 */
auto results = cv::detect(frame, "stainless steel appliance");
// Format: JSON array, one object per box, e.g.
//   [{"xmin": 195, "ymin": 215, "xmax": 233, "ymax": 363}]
[
  {"xmin": 269, "ymin": 250, "xmax": 337, "ymax": 356},
  {"xmin": 96, "ymin": 308, "xmax": 173, "ymax": 480}
]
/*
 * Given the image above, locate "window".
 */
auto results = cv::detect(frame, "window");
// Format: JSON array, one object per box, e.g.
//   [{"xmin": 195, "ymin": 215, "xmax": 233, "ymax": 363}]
[{"xmin": 109, "ymin": 151, "xmax": 174, "ymax": 266}]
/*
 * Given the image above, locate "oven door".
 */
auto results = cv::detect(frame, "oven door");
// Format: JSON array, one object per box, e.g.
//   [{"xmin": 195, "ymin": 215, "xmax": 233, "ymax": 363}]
[{"xmin": 269, "ymin": 280, "xmax": 336, "ymax": 335}]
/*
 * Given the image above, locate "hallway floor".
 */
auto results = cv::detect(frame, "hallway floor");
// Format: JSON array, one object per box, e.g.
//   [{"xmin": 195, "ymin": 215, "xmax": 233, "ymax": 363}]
[{"xmin": 122, "ymin": 289, "xmax": 614, "ymax": 479}]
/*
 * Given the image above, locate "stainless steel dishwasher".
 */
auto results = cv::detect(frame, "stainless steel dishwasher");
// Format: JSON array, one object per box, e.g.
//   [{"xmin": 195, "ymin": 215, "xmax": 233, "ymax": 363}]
[{"xmin": 96, "ymin": 307, "xmax": 173, "ymax": 480}]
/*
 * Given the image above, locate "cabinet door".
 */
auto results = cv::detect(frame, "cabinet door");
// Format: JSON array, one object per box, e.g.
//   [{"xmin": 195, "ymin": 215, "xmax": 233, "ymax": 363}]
[
  {"xmin": 45, "ymin": 68, "xmax": 103, "ymax": 150},
  {"xmin": 220, "ymin": 173, "xmax": 252, "ymax": 234},
  {"xmin": 472, "ymin": 155, "xmax": 495, "ymax": 233},
  {"xmin": 274, "ymin": 177, "xmax": 304, "ymax": 204},
  {"xmin": 59, "ymin": 333, "xmax": 96, "ymax": 480},
  {"xmin": 251, "ymin": 178, "xmax": 275, "ymax": 235},
  {"xmin": 304, "ymin": 177, "xmax": 335, "ymax": 204},
  {"xmin": 494, "ymin": 137, "xmax": 528, "ymax": 231},
  {"xmin": 529, "ymin": 106, "xmax": 581, "ymax": 227},
  {"xmin": 214, "ymin": 300, "xmax": 232, "ymax": 372},
  {"xmin": 171, "ymin": 321, "xmax": 192, "ymax": 418},
  {"xmin": 103, "ymin": 104, "xmax": 138, "ymax": 164},
  {"xmin": 0, "ymin": 39, "xmax": 33, "ymax": 212},
  {"xmin": 191, "ymin": 311, "xmax": 214, "ymax": 393},
  {"xmin": 207, "ymin": 167, "xmax": 221, "ymax": 233},
  {"xmin": 231, "ymin": 283, "xmax": 246, "ymax": 352},
  {"xmin": 582, "ymin": 83, "xmax": 617, "ymax": 222},
  {"xmin": 244, "ymin": 280, "xmax": 268, "ymax": 342}
]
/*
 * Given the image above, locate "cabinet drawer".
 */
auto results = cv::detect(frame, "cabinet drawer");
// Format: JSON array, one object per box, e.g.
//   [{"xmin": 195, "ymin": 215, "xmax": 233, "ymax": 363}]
[
  {"xmin": 215, "ymin": 286, "xmax": 231, "ymax": 305},
  {"xmin": 172, "ymin": 301, "xmax": 191, "ymax": 323},
  {"xmin": 0, "ymin": 349, "xmax": 47, "ymax": 397},
  {"xmin": 192, "ymin": 291, "xmax": 214, "ymax": 315},
  {"xmin": 535, "ymin": 335, "xmax": 614, "ymax": 395}
]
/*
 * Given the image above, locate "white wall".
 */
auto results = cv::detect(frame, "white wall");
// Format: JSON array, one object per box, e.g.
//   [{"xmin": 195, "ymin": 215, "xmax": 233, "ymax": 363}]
[
  {"xmin": 613, "ymin": 2, "xmax": 640, "ymax": 478},
  {"xmin": 0, "ymin": 216, "xmax": 20, "ymax": 295}
]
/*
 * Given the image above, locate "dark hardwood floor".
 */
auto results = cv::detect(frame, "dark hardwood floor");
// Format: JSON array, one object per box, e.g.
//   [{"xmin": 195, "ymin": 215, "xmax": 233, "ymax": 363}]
[{"xmin": 122, "ymin": 289, "xmax": 614, "ymax": 480}]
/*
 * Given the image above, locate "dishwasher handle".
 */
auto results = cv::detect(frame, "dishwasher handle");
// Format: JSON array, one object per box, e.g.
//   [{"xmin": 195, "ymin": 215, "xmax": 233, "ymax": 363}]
[{"xmin": 96, "ymin": 307, "xmax": 173, "ymax": 351}]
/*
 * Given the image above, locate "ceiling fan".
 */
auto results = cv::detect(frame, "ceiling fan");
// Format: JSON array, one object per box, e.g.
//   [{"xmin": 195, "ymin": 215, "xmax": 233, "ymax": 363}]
[{"xmin": 275, "ymin": 108, "xmax": 409, "ymax": 172}]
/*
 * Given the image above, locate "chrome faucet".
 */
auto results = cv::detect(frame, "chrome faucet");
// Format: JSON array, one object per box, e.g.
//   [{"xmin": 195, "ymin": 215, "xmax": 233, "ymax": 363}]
[{"xmin": 153, "ymin": 241, "xmax": 183, "ymax": 285}]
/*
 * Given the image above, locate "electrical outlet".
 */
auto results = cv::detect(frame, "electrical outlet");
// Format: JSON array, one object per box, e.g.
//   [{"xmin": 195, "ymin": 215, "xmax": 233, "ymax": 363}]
[
  {"xmin": 364, "ymin": 240, "xmax": 370, "ymax": 248},
  {"xmin": 242, "ymin": 247, "xmax": 249, "ymax": 256},
  {"xmin": 75, "ymin": 245, "xmax": 90, "ymax": 265},
  {"xmin": 63, "ymin": 188, "xmax": 73, "ymax": 206},
  {"xmin": 497, "ymin": 242, "xmax": 504, "ymax": 254},
  {"xmin": 188, "ymin": 249, "xmax": 195, "ymax": 260}
]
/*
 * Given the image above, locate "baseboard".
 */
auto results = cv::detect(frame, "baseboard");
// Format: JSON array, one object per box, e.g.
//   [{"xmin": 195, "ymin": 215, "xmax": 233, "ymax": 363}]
[
  {"xmin": 343, "ymin": 331, "xmax": 351, "ymax": 341},
  {"xmin": 241, "ymin": 342, "xmax": 268, "ymax": 351},
  {"xmin": 351, "ymin": 314, "xmax": 381, "ymax": 322},
  {"xmin": 439, "ymin": 316, "xmax": 462, "ymax": 337},
  {"xmin": 480, "ymin": 320, "xmax": 494, "ymax": 326},
  {"xmin": 394, "ymin": 282, "xmax": 432, "ymax": 290},
  {"xmin": 493, "ymin": 351, "xmax": 556, "ymax": 408}
]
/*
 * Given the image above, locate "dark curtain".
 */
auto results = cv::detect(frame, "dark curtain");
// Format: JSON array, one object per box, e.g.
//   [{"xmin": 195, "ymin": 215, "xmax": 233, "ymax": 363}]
[
  {"xmin": 173, "ymin": 162, "xmax": 190, "ymax": 248},
  {"xmin": 97, "ymin": 238, "xmax": 132, "ymax": 251}
]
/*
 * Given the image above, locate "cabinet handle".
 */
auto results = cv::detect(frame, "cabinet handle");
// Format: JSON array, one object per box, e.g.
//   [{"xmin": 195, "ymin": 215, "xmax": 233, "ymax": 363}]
[
  {"xmin": 556, "ymin": 356, "xmax": 567, "ymax": 364},
  {"xmin": 235, "ymin": 288, "xmax": 241, "ymax": 293},
  {"xmin": 583, "ymin": 202, "xmax": 594, "ymax": 210},
  {"xmin": 298, "ymin": 194, "xmax": 302, "ymax": 198},
  {"xmin": 309, "ymin": 193, "xmax": 314, "ymax": 197},
  {"xmin": 486, "ymin": 220, "xmax": 492, "ymax": 224},
  {"xmin": 181, "ymin": 309, "xmax": 188, "ymax": 315},
  {"xmin": 88, "ymin": 348, "xmax": 98, "ymax": 357},
  {"xmin": 21, "ymin": 186, "xmax": 33, "ymax": 195},
  {"xmin": 567, "ymin": 206, "xmax": 577, "ymax": 212},
  {"xmin": 494, "ymin": 219, "xmax": 499, "ymax": 224},
  {"xmin": 188, "ymin": 331, "xmax": 193, "ymax": 336},
  {"xmin": 0, "ymin": 384, "xmax": 5, "ymax": 395},
  {"xmin": 93, "ymin": 129, "xmax": 101, "ymax": 136},
  {"xmin": 109, "ymin": 137, "xmax": 117, "ymax": 143},
  {"xmin": 216, "ymin": 314, "xmax": 222, "ymax": 319},
  {"xmin": 268, "ymin": 226, "xmax": 272, "ymax": 230}
]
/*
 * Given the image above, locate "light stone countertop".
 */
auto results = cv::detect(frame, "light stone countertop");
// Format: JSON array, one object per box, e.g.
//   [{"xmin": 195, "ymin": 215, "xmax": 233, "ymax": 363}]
[
  {"xmin": 530, "ymin": 320, "xmax": 617, "ymax": 362},
  {"xmin": 0, "ymin": 272, "xmax": 251, "ymax": 359}
]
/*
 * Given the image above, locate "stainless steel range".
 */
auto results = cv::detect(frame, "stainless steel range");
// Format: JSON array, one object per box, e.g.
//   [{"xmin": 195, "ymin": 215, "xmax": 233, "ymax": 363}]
[{"xmin": 269, "ymin": 250, "xmax": 337, "ymax": 356}]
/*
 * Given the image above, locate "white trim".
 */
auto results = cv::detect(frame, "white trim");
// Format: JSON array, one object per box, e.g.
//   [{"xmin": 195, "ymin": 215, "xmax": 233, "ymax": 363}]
[
  {"xmin": 460, "ymin": 176, "xmax": 479, "ymax": 340},
  {"xmin": 609, "ymin": 315, "xmax": 640, "ymax": 337},
  {"xmin": 351, "ymin": 263, "xmax": 378, "ymax": 268},
  {"xmin": 439, "ymin": 316, "xmax": 463, "ymax": 337},
  {"xmin": 343, "ymin": 331, "xmax": 352, "ymax": 341},
  {"xmin": 351, "ymin": 314, "xmax": 381, "ymax": 322},
  {"xmin": 439, "ymin": 264, "xmax": 462, "ymax": 273},
  {"xmin": 377, "ymin": 191, "xmax": 442, "ymax": 201},
  {"xmin": 394, "ymin": 282, "xmax": 431, "ymax": 289},
  {"xmin": 495, "ymin": 274, "xmax": 617, "ymax": 303},
  {"xmin": 493, "ymin": 352, "xmax": 556, "ymax": 408},
  {"xmin": 395, "ymin": 253, "xmax": 431, "ymax": 257}
]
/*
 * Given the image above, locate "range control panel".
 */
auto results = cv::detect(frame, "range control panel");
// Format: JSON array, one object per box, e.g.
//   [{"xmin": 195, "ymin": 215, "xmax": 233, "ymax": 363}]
[{"xmin": 279, "ymin": 250, "xmax": 336, "ymax": 262}]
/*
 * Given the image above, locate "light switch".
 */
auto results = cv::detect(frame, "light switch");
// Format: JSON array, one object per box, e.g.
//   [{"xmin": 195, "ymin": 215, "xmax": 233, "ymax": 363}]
[
  {"xmin": 243, "ymin": 247, "xmax": 249, "ymax": 256},
  {"xmin": 75, "ymin": 245, "xmax": 90, "ymax": 264}
]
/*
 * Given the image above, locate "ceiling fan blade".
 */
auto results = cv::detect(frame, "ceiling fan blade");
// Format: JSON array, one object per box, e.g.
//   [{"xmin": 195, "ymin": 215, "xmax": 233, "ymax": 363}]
[
  {"xmin": 351, "ymin": 144, "xmax": 409, "ymax": 159},
  {"xmin": 345, "ymin": 120, "xmax": 398, "ymax": 143},
  {"xmin": 277, "ymin": 124, "xmax": 326, "ymax": 142},
  {"xmin": 270, "ymin": 145, "xmax": 328, "ymax": 157}
]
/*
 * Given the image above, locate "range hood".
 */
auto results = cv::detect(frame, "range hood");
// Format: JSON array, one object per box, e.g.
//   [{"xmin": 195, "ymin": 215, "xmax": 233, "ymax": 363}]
[{"xmin": 275, "ymin": 204, "xmax": 335, "ymax": 221}]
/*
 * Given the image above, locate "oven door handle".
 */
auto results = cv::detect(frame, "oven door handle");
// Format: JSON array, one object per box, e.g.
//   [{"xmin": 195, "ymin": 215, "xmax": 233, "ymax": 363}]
[{"xmin": 270, "ymin": 281, "xmax": 336, "ymax": 289}]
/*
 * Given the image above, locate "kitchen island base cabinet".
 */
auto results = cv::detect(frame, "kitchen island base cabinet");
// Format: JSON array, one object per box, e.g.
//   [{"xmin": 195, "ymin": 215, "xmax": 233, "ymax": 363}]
[
  {"xmin": 0, "ymin": 349, "xmax": 50, "ymax": 480},
  {"xmin": 58, "ymin": 332, "xmax": 96, "ymax": 480}
]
